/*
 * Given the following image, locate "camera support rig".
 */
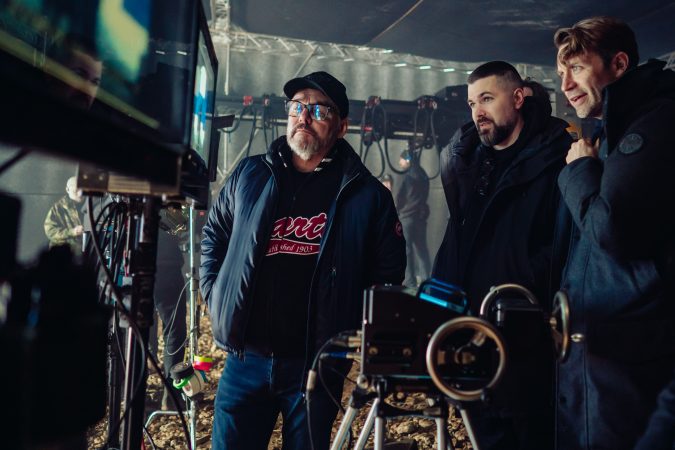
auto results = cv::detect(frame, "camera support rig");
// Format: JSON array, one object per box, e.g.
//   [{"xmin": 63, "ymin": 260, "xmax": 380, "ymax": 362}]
[
  {"xmin": 329, "ymin": 282, "xmax": 572, "ymax": 450},
  {"xmin": 329, "ymin": 283, "xmax": 508, "ymax": 450}
]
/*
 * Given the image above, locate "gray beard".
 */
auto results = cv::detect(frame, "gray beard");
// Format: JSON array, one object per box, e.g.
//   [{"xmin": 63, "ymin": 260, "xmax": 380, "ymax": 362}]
[{"xmin": 288, "ymin": 138, "xmax": 320, "ymax": 161}]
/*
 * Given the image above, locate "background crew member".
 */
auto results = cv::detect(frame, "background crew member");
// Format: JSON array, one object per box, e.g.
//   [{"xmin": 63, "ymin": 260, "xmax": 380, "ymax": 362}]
[
  {"xmin": 396, "ymin": 149, "xmax": 431, "ymax": 286},
  {"xmin": 433, "ymin": 61, "xmax": 572, "ymax": 449},
  {"xmin": 151, "ymin": 228, "xmax": 188, "ymax": 410},
  {"xmin": 554, "ymin": 16, "xmax": 675, "ymax": 450},
  {"xmin": 200, "ymin": 71, "xmax": 406, "ymax": 450},
  {"xmin": 44, "ymin": 175, "xmax": 84, "ymax": 253}
]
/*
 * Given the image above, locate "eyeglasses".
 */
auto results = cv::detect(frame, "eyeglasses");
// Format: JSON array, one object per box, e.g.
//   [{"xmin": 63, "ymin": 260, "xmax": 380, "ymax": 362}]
[
  {"xmin": 475, "ymin": 156, "xmax": 495, "ymax": 196},
  {"xmin": 285, "ymin": 100, "xmax": 333, "ymax": 121}
]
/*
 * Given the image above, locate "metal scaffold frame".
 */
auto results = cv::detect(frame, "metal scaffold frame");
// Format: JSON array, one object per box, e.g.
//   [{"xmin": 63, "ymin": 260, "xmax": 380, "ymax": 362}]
[{"xmin": 208, "ymin": 0, "xmax": 559, "ymax": 82}]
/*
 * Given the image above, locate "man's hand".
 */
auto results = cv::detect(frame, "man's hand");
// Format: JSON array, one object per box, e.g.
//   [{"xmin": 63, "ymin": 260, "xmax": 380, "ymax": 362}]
[
  {"xmin": 566, "ymin": 138, "xmax": 599, "ymax": 164},
  {"xmin": 73, "ymin": 225, "xmax": 84, "ymax": 236}
]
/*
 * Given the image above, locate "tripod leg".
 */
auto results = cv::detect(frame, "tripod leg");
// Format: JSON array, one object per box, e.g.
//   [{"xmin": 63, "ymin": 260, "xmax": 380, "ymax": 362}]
[
  {"xmin": 354, "ymin": 398, "xmax": 379, "ymax": 450},
  {"xmin": 435, "ymin": 416, "xmax": 448, "ymax": 450},
  {"xmin": 459, "ymin": 408, "xmax": 480, "ymax": 450},
  {"xmin": 331, "ymin": 406, "xmax": 359, "ymax": 450},
  {"xmin": 374, "ymin": 414, "xmax": 386, "ymax": 450}
]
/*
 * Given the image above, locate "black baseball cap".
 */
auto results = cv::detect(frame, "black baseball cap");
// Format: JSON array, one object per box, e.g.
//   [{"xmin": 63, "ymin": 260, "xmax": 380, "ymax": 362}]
[{"xmin": 283, "ymin": 71, "xmax": 349, "ymax": 119}]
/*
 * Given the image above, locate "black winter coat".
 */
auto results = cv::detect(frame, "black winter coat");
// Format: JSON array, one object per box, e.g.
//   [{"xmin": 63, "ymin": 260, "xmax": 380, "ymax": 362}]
[
  {"xmin": 634, "ymin": 370, "xmax": 675, "ymax": 450},
  {"xmin": 556, "ymin": 60, "xmax": 675, "ymax": 450},
  {"xmin": 200, "ymin": 137, "xmax": 406, "ymax": 361},
  {"xmin": 434, "ymin": 97, "xmax": 572, "ymax": 309}
]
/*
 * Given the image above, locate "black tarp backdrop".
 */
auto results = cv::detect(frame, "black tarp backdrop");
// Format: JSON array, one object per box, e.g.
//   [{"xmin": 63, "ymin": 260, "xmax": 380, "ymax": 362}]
[{"xmin": 229, "ymin": 0, "xmax": 675, "ymax": 65}]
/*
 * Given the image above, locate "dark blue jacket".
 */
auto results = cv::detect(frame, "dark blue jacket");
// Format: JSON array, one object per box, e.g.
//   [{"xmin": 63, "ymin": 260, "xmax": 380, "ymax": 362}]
[
  {"xmin": 200, "ymin": 137, "xmax": 406, "ymax": 359},
  {"xmin": 556, "ymin": 60, "xmax": 675, "ymax": 450},
  {"xmin": 634, "ymin": 370, "xmax": 675, "ymax": 450}
]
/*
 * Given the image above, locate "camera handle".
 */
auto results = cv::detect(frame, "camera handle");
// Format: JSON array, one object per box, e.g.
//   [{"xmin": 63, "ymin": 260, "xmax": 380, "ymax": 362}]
[
  {"xmin": 478, "ymin": 283, "xmax": 538, "ymax": 318},
  {"xmin": 550, "ymin": 290, "xmax": 571, "ymax": 363}
]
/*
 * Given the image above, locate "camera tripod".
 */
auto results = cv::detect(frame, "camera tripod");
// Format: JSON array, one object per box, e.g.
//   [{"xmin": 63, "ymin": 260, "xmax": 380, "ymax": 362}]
[{"xmin": 330, "ymin": 379, "xmax": 480, "ymax": 450}]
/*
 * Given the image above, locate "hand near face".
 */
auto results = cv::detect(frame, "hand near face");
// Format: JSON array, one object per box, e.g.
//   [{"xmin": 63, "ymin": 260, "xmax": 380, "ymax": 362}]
[{"xmin": 566, "ymin": 138, "xmax": 599, "ymax": 164}]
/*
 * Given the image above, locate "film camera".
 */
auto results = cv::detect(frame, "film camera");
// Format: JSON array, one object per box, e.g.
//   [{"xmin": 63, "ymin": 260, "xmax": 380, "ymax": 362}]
[
  {"xmin": 328, "ymin": 280, "xmax": 570, "ymax": 450},
  {"xmin": 359, "ymin": 280, "xmax": 507, "ymax": 400}
]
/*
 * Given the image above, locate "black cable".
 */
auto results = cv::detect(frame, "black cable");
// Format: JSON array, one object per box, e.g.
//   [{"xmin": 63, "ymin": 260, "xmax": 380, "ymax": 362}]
[
  {"xmin": 0, "ymin": 148, "xmax": 30, "ymax": 176},
  {"xmin": 88, "ymin": 197, "xmax": 192, "ymax": 450},
  {"xmin": 222, "ymin": 105, "xmax": 252, "ymax": 134},
  {"xmin": 244, "ymin": 108, "xmax": 258, "ymax": 158},
  {"xmin": 306, "ymin": 337, "xmax": 339, "ymax": 450},
  {"xmin": 165, "ymin": 324, "xmax": 200, "ymax": 358},
  {"xmin": 164, "ymin": 278, "xmax": 191, "ymax": 357},
  {"xmin": 306, "ymin": 331, "xmax": 360, "ymax": 450},
  {"xmin": 374, "ymin": 103, "xmax": 407, "ymax": 176},
  {"xmin": 318, "ymin": 357, "xmax": 346, "ymax": 415},
  {"xmin": 425, "ymin": 109, "xmax": 442, "ymax": 180},
  {"xmin": 143, "ymin": 424, "xmax": 158, "ymax": 450},
  {"xmin": 318, "ymin": 357, "xmax": 354, "ymax": 450},
  {"xmin": 104, "ymin": 308, "xmax": 148, "ymax": 447},
  {"xmin": 358, "ymin": 106, "xmax": 369, "ymax": 159},
  {"xmin": 369, "ymin": 140, "xmax": 386, "ymax": 178},
  {"xmin": 359, "ymin": 103, "xmax": 387, "ymax": 178}
]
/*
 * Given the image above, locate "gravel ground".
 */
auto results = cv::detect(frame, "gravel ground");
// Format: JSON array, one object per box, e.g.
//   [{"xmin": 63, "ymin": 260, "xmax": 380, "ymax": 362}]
[{"xmin": 88, "ymin": 311, "xmax": 472, "ymax": 449}]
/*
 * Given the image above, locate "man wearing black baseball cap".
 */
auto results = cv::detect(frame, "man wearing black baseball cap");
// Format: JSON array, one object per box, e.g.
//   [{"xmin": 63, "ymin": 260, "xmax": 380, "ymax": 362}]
[{"xmin": 201, "ymin": 71, "xmax": 405, "ymax": 450}]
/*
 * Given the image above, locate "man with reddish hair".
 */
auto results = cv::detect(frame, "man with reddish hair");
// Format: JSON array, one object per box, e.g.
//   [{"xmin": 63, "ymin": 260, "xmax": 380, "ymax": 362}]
[{"xmin": 554, "ymin": 16, "xmax": 675, "ymax": 450}]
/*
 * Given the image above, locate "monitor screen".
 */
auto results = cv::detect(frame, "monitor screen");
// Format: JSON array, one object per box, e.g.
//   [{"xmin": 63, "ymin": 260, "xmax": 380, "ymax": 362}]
[
  {"xmin": 0, "ymin": 0, "xmax": 209, "ymax": 184},
  {"xmin": 190, "ymin": 11, "xmax": 218, "ymax": 181}
]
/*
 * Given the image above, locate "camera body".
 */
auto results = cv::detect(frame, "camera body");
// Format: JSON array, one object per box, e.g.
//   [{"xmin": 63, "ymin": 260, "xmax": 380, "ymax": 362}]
[{"xmin": 360, "ymin": 283, "xmax": 501, "ymax": 394}]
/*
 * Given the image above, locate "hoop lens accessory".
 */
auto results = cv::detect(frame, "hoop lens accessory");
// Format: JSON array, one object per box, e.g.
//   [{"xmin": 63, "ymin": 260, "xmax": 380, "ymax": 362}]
[{"xmin": 284, "ymin": 100, "xmax": 332, "ymax": 121}]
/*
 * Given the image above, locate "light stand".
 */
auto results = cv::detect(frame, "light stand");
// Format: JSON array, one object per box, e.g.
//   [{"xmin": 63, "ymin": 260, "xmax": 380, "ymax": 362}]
[{"xmin": 145, "ymin": 201, "xmax": 201, "ymax": 448}]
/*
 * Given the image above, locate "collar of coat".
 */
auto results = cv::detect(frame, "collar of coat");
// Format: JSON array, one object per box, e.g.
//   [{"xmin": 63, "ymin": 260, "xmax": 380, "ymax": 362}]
[
  {"xmin": 265, "ymin": 136, "xmax": 370, "ymax": 188},
  {"xmin": 449, "ymin": 96, "xmax": 570, "ymax": 188},
  {"xmin": 602, "ymin": 59, "xmax": 675, "ymax": 152}
]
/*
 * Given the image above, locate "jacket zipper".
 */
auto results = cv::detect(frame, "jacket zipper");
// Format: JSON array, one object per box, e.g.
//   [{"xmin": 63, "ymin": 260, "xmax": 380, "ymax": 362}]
[{"xmin": 301, "ymin": 171, "xmax": 360, "ymax": 391}]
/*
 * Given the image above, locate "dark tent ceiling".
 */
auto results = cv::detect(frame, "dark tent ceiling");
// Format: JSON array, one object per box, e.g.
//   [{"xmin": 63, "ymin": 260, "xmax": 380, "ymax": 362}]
[{"xmin": 229, "ymin": 0, "xmax": 675, "ymax": 66}]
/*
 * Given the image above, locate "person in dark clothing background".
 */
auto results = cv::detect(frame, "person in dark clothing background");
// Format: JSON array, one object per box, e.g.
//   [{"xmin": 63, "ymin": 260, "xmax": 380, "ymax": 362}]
[
  {"xmin": 396, "ymin": 149, "xmax": 431, "ymax": 286},
  {"xmin": 554, "ymin": 16, "xmax": 675, "ymax": 450},
  {"xmin": 151, "ymin": 228, "xmax": 187, "ymax": 410},
  {"xmin": 200, "ymin": 71, "xmax": 405, "ymax": 450},
  {"xmin": 433, "ymin": 61, "xmax": 572, "ymax": 450}
]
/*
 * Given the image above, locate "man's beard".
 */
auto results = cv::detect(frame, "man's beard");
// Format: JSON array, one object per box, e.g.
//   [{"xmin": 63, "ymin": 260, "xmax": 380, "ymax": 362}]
[
  {"xmin": 287, "ymin": 124, "xmax": 335, "ymax": 161},
  {"xmin": 476, "ymin": 118, "xmax": 516, "ymax": 148}
]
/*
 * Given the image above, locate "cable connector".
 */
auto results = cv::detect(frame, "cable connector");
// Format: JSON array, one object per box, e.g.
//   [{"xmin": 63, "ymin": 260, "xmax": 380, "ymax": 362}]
[
  {"xmin": 329, "ymin": 330, "xmax": 362, "ymax": 348},
  {"xmin": 306, "ymin": 369, "xmax": 317, "ymax": 393},
  {"xmin": 320, "ymin": 351, "xmax": 360, "ymax": 360}
]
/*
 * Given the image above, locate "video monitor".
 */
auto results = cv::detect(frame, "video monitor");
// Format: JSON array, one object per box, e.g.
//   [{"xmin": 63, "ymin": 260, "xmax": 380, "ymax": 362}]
[
  {"xmin": 190, "ymin": 7, "xmax": 219, "ymax": 182},
  {"xmin": 0, "ymin": 0, "xmax": 213, "ymax": 188}
]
